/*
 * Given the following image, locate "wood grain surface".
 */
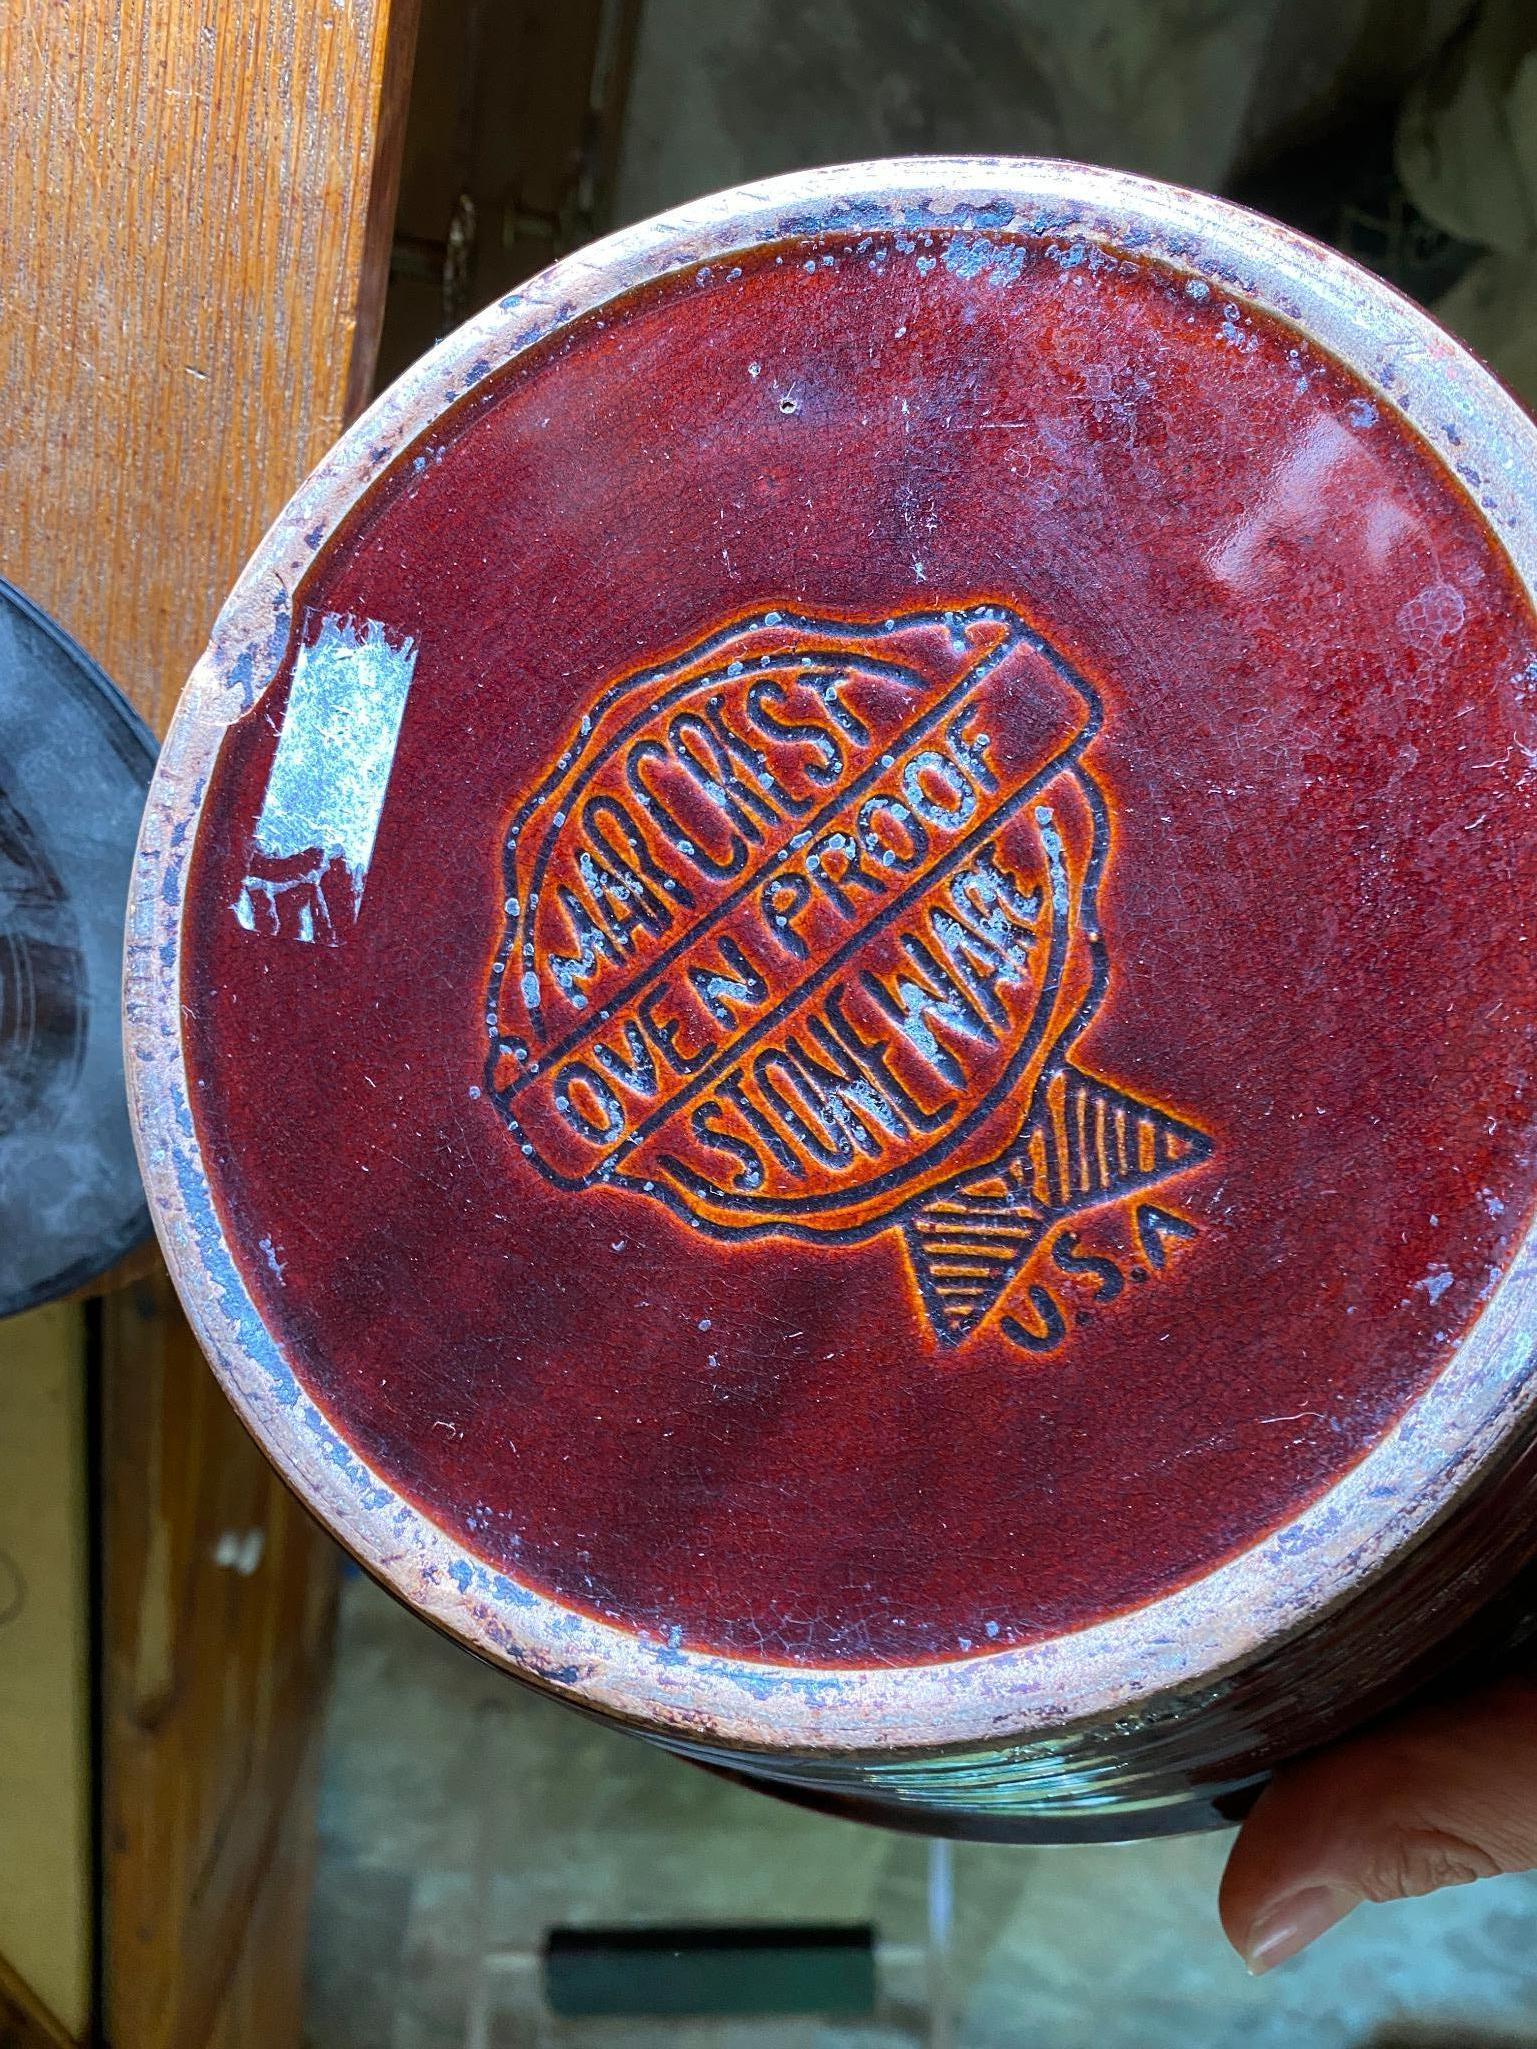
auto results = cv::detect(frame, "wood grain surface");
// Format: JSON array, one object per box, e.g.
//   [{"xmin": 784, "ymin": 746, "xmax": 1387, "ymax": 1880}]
[
  {"xmin": 101, "ymin": 1277, "xmax": 339, "ymax": 2049},
  {"xmin": 0, "ymin": 0, "xmax": 419, "ymax": 729},
  {"xmin": 0, "ymin": 2, "xmax": 419, "ymax": 2042}
]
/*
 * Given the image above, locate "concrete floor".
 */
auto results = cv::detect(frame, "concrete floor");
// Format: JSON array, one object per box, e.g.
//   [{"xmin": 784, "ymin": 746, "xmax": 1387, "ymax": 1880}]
[{"xmin": 307, "ymin": 1573, "xmax": 1537, "ymax": 2049}]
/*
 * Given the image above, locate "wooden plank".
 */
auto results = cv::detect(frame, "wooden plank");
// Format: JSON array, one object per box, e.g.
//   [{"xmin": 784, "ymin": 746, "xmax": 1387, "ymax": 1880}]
[
  {"xmin": 0, "ymin": 0, "xmax": 420, "ymax": 729},
  {"xmin": 201, "ymin": 1733, "xmax": 326, "ymax": 2049},
  {"xmin": 345, "ymin": 0, "xmax": 426, "ymax": 426},
  {"xmin": 100, "ymin": 1276, "xmax": 340, "ymax": 2049},
  {"xmin": 0, "ymin": 4, "xmax": 418, "ymax": 2044},
  {"xmin": 0, "ymin": 1310, "xmax": 91, "ymax": 2045}
]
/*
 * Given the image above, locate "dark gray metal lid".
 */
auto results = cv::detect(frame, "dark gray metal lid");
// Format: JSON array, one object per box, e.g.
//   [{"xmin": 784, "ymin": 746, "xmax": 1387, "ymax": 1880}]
[{"xmin": 0, "ymin": 577, "xmax": 154, "ymax": 1318}]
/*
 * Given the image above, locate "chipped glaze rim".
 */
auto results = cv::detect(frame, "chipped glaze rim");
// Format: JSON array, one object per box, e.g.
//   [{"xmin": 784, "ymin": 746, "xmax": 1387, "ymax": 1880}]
[{"xmin": 126, "ymin": 156, "xmax": 1537, "ymax": 1757}]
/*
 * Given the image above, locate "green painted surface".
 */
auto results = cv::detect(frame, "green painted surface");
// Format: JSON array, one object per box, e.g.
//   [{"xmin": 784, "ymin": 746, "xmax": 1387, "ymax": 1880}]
[{"xmin": 543, "ymin": 1926, "xmax": 876, "ymax": 2018}]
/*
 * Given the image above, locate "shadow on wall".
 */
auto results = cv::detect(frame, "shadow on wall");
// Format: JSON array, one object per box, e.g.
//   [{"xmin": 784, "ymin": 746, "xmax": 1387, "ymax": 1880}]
[
  {"xmin": 615, "ymin": 0, "xmax": 1537, "ymax": 404},
  {"xmin": 614, "ymin": 0, "xmax": 1467, "ymax": 221}
]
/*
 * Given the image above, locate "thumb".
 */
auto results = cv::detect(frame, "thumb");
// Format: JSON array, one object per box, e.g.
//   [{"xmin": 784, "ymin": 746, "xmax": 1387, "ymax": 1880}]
[{"xmin": 1220, "ymin": 1677, "xmax": 1537, "ymax": 1974}]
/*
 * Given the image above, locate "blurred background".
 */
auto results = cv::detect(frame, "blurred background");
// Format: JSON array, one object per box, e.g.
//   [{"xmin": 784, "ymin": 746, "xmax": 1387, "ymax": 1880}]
[
  {"xmin": 375, "ymin": 0, "xmax": 1537, "ymax": 403},
  {"xmin": 3, "ymin": 2, "xmax": 1536, "ymax": 2046}
]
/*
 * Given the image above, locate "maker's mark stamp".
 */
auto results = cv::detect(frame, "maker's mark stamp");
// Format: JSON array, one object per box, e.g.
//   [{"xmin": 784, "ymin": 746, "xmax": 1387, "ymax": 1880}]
[{"xmin": 484, "ymin": 606, "xmax": 1212, "ymax": 1346}]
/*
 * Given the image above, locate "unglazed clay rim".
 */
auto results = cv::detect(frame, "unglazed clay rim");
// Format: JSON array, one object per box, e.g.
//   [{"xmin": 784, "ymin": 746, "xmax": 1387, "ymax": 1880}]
[{"xmin": 126, "ymin": 157, "xmax": 1537, "ymax": 1755}]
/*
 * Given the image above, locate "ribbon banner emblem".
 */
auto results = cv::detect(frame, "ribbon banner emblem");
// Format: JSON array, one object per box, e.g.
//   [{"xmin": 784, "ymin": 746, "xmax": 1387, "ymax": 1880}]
[{"xmin": 485, "ymin": 606, "xmax": 1211, "ymax": 1343}]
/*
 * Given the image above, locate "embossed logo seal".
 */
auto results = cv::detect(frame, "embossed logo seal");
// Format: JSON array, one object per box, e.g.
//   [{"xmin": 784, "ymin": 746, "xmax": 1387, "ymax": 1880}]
[{"xmin": 485, "ymin": 606, "xmax": 1212, "ymax": 1343}]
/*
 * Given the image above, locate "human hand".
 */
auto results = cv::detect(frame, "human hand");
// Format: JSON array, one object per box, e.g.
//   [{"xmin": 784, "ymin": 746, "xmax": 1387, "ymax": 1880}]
[{"xmin": 1219, "ymin": 1677, "xmax": 1537, "ymax": 1973}]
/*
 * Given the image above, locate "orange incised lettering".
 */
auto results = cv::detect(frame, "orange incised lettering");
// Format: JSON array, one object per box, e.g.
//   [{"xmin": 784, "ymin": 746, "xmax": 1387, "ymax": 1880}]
[{"xmin": 485, "ymin": 605, "xmax": 1213, "ymax": 1345}]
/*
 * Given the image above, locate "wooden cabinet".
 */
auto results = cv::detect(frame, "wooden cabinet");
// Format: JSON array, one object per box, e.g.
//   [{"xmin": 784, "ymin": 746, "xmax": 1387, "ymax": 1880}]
[
  {"xmin": 0, "ymin": 3, "xmax": 420, "ymax": 2042},
  {"xmin": 99, "ymin": 1278, "xmax": 340, "ymax": 2049}
]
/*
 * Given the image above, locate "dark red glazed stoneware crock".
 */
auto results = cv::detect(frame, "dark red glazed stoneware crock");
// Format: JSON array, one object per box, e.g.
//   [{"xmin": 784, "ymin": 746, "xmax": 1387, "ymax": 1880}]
[{"xmin": 126, "ymin": 160, "xmax": 1537, "ymax": 1841}]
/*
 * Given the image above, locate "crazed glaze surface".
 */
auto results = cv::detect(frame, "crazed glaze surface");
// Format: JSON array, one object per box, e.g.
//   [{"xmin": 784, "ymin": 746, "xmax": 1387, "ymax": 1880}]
[{"xmin": 178, "ymin": 226, "xmax": 1537, "ymax": 1671}]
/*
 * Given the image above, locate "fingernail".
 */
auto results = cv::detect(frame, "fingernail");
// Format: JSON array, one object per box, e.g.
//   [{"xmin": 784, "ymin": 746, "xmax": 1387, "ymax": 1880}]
[{"xmin": 1243, "ymin": 1884, "xmax": 1359, "ymax": 1975}]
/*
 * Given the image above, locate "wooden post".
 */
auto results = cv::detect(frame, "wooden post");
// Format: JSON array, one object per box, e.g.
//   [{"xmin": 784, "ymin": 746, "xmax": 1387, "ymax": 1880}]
[{"xmin": 0, "ymin": 3, "xmax": 419, "ymax": 2042}]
